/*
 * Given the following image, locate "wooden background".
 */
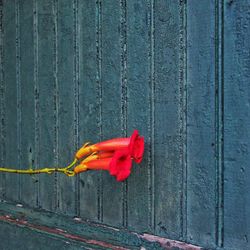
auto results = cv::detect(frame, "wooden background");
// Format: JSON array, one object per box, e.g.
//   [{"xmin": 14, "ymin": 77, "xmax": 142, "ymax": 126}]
[{"xmin": 0, "ymin": 0, "xmax": 249, "ymax": 249}]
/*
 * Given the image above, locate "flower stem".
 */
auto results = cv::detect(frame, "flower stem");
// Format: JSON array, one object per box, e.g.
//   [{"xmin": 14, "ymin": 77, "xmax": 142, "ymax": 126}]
[{"xmin": 0, "ymin": 158, "xmax": 78, "ymax": 177}]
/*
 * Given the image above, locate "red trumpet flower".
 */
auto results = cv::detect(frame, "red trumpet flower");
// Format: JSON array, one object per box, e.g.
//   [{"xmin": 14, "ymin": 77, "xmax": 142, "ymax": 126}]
[
  {"xmin": 110, "ymin": 149, "xmax": 132, "ymax": 181},
  {"xmin": 129, "ymin": 130, "xmax": 144, "ymax": 163},
  {"xmin": 74, "ymin": 130, "xmax": 144, "ymax": 181},
  {"xmin": 74, "ymin": 158, "xmax": 111, "ymax": 174},
  {"xmin": 74, "ymin": 151, "xmax": 113, "ymax": 174},
  {"xmin": 75, "ymin": 130, "xmax": 144, "ymax": 163},
  {"xmin": 74, "ymin": 149, "xmax": 132, "ymax": 182}
]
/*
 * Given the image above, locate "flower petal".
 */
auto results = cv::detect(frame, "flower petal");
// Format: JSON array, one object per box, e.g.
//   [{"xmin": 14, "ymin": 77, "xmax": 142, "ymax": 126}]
[
  {"xmin": 129, "ymin": 130, "xmax": 144, "ymax": 163},
  {"xmin": 109, "ymin": 149, "xmax": 132, "ymax": 180}
]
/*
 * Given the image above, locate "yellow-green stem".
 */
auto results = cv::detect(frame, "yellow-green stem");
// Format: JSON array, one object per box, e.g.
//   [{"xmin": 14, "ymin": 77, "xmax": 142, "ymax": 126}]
[{"xmin": 0, "ymin": 158, "xmax": 78, "ymax": 177}]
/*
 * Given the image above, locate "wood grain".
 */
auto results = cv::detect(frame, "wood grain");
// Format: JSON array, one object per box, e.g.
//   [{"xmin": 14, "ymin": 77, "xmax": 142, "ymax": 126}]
[
  {"xmin": 186, "ymin": 1, "xmax": 217, "ymax": 248},
  {"xmin": 78, "ymin": 0, "xmax": 99, "ymax": 221},
  {"xmin": 57, "ymin": 0, "xmax": 76, "ymax": 216},
  {"xmin": 224, "ymin": 0, "xmax": 250, "ymax": 249},
  {"xmin": 0, "ymin": 1, "xmax": 249, "ymax": 249},
  {"xmin": 19, "ymin": 0, "xmax": 37, "ymax": 207},
  {"xmin": 3, "ymin": 0, "xmax": 19, "ymax": 203}
]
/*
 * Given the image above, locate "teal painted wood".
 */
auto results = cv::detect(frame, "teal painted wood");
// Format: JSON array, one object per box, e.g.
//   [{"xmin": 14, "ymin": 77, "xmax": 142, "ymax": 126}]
[
  {"xmin": 0, "ymin": 222, "xmax": 104, "ymax": 250},
  {"xmin": 101, "ymin": 0, "xmax": 123, "ymax": 227},
  {"xmin": 37, "ymin": 0, "xmax": 57, "ymax": 211},
  {"xmin": 2, "ymin": 0, "xmax": 20, "ymax": 202},
  {"xmin": 0, "ymin": 201, "xmax": 202, "ymax": 250},
  {"xmin": 186, "ymin": 1, "xmax": 217, "ymax": 248},
  {"xmin": 153, "ymin": 0, "xmax": 183, "ymax": 240},
  {"xmin": 57, "ymin": 0, "xmax": 76, "ymax": 216},
  {"xmin": 224, "ymin": 0, "xmax": 250, "ymax": 249},
  {"xmin": 0, "ymin": 0, "xmax": 5, "ymax": 199},
  {"xmin": 19, "ymin": 0, "xmax": 38, "ymax": 208},
  {"xmin": 78, "ymin": 0, "xmax": 99, "ymax": 221},
  {"xmin": 1, "ymin": 1, "xmax": 250, "ymax": 249},
  {"xmin": 126, "ymin": 0, "xmax": 151, "ymax": 232}
]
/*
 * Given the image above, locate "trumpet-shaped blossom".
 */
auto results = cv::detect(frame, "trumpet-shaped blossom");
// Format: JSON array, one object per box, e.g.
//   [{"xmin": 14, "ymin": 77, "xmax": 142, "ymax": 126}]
[
  {"xmin": 74, "ymin": 149, "xmax": 132, "ymax": 181},
  {"xmin": 82, "ymin": 151, "xmax": 114, "ymax": 164},
  {"xmin": 74, "ymin": 157, "xmax": 111, "ymax": 174},
  {"xmin": 74, "ymin": 164, "xmax": 88, "ymax": 174},
  {"xmin": 74, "ymin": 130, "xmax": 144, "ymax": 181},
  {"xmin": 109, "ymin": 149, "xmax": 132, "ymax": 181},
  {"xmin": 129, "ymin": 130, "xmax": 144, "ymax": 163},
  {"xmin": 75, "ymin": 130, "xmax": 144, "ymax": 163}
]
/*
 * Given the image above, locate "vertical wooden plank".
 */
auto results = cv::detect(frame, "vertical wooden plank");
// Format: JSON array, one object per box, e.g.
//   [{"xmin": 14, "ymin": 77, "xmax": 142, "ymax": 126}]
[
  {"xmin": 56, "ymin": 0, "xmax": 75, "ymax": 216},
  {"xmin": 3, "ymin": 0, "xmax": 19, "ymax": 202},
  {"xmin": 224, "ymin": 1, "xmax": 250, "ymax": 249},
  {"xmin": 73, "ymin": 0, "xmax": 80, "ymax": 217},
  {"xmin": 126, "ymin": 0, "xmax": 150, "ymax": 232},
  {"xmin": 78, "ymin": 0, "xmax": 99, "ymax": 221},
  {"xmin": 37, "ymin": 0, "xmax": 56, "ymax": 211},
  {"xmin": 186, "ymin": 0, "xmax": 216, "ymax": 248},
  {"xmin": 0, "ymin": 0, "xmax": 6, "ymax": 200},
  {"xmin": 19, "ymin": 0, "xmax": 37, "ymax": 207},
  {"xmin": 120, "ymin": 0, "xmax": 128, "ymax": 229},
  {"xmin": 101, "ymin": 0, "xmax": 123, "ymax": 227},
  {"xmin": 153, "ymin": 0, "xmax": 183, "ymax": 240},
  {"xmin": 215, "ymin": 0, "xmax": 224, "ymax": 247},
  {"xmin": 179, "ymin": 0, "xmax": 187, "ymax": 242},
  {"xmin": 149, "ymin": 0, "xmax": 155, "ymax": 234},
  {"xmin": 33, "ymin": 0, "xmax": 39, "ymax": 209}
]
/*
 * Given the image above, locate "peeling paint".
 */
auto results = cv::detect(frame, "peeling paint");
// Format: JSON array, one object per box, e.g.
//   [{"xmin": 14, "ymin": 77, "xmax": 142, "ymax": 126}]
[
  {"xmin": 0, "ymin": 215, "xmax": 129, "ymax": 250},
  {"xmin": 139, "ymin": 233, "xmax": 202, "ymax": 250}
]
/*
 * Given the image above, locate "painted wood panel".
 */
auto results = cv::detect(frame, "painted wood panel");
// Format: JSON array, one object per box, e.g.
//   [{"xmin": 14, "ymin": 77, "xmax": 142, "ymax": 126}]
[
  {"xmin": 37, "ymin": 0, "xmax": 57, "ymax": 211},
  {"xmin": 56, "ymin": 0, "xmax": 75, "ymax": 216},
  {"xmin": 19, "ymin": 0, "xmax": 38, "ymax": 208},
  {"xmin": 0, "ymin": 0, "xmax": 4, "ymax": 200},
  {"xmin": 78, "ymin": 0, "xmax": 99, "ymax": 221},
  {"xmin": 153, "ymin": 0, "xmax": 184, "ymax": 240},
  {"xmin": 101, "ymin": 0, "xmax": 123, "ymax": 227},
  {"xmin": 0, "ymin": 1, "xmax": 250, "ymax": 249},
  {"xmin": 186, "ymin": 1, "xmax": 217, "ymax": 248},
  {"xmin": 126, "ymin": 0, "xmax": 151, "ymax": 232},
  {"xmin": 2, "ymin": 0, "xmax": 20, "ymax": 203},
  {"xmin": 224, "ymin": 0, "xmax": 250, "ymax": 249}
]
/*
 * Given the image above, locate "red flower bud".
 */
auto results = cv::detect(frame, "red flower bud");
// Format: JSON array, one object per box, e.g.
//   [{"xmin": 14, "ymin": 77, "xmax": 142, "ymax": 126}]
[
  {"xmin": 74, "ymin": 157, "xmax": 111, "ymax": 174},
  {"xmin": 74, "ymin": 164, "xmax": 87, "ymax": 174},
  {"xmin": 82, "ymin": 151, "xmax": 114, "ymax": 164}
]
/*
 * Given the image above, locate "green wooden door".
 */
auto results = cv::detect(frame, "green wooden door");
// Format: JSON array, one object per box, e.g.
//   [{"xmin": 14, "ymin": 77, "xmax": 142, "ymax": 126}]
[{"xmin": 0, "ymin": 0, "xmax": 250, "ymax": 249}]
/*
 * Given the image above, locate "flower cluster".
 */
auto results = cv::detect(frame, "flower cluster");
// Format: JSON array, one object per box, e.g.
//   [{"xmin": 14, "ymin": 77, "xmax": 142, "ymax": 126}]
[{"xmin": 74, "ymin": 130, "xmax": 144, "ymax": 181}]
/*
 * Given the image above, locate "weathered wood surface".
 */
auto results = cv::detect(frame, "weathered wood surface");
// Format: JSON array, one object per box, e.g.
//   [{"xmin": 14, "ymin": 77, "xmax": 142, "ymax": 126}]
[
  {"xmin": 186, "ymin": 1, "xmax": 217, "ymax": 248},
  {"xmin": 19, "ymin": 0, "xmax": 38, "ymax": 208},
  {"xmin": 0, "ymin": 201, "xmax": 203, "ymax": 250},
  {"xmin": 2, "ymin": 0, "xmax": 19, "ymax": 204},
  {"xmin": 126, "ymin": 0, "xmax": 151, "ymax": 232},
  {"xmin": 224, "ymin": 1, "xmax": 250, "ymax": 249},
  {"xmin": 101, "ymin": 0, "xmax": 123, "ymax": 227},
  {"xmin": 78, "ymin": 0, "xmax": 99, "ymax": 221},
  {"xmin": 0, "ymin": 0, "xmax": 250, "ymax": 249}
]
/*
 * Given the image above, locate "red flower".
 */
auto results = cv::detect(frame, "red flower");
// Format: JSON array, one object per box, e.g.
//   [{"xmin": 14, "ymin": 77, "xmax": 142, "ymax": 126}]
[
  {"xmin": 74, "ymin": 149, "xmax": 132, "ymax": 182},
  {"xmin": 74, "ymin": 130, "xmax": 144, "ymax": 181},
  {"xmin": 129, "ymin": 130, "xmax": 144, "ymax": 163},
  {"xmin": 82, "ymin": 151, "xmax": 114, "ymax": 163},
  {"xmin": 74, "ymin": 158, "xmax": 111, "ymax": 174},
  {"xmin": 75, "ymin": 130, "xmax": 144, "ymax": 163},
  {"xmin": 109, "ymin": 149, "xmax": 132, "ymax": 181}
]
